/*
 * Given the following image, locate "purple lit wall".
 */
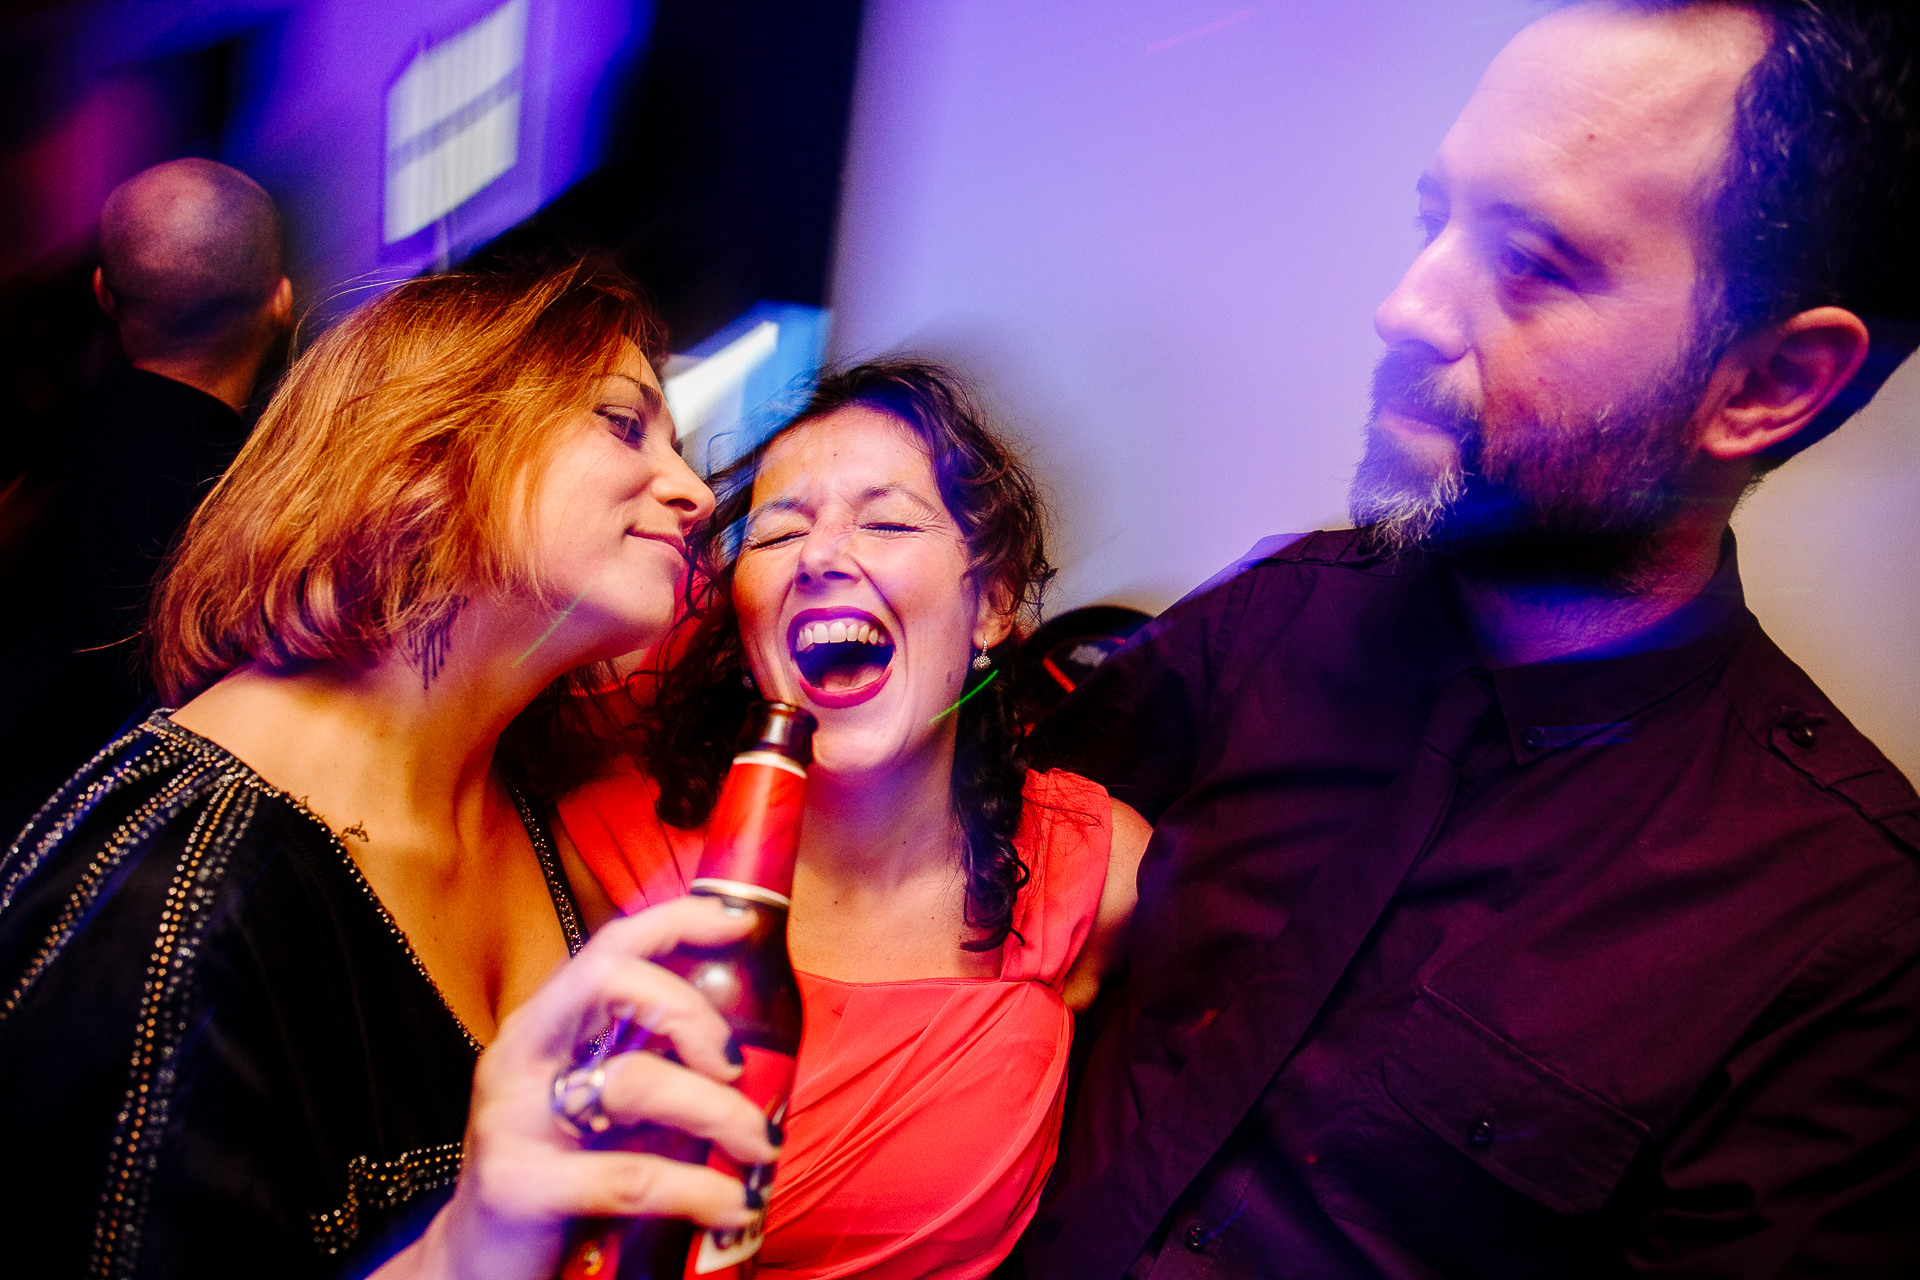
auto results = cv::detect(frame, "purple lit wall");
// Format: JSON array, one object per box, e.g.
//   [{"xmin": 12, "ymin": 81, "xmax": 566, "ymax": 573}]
[
  {"xmin": 12, "ymin": 0, "xmax": 651, "ymax": 318},
  {"xmin": 827, "ymin": 0, "xmax": 1920, "ymax": 780},
  {"xmin": 239, "ymin": 0, "xmax": 649, "ymax": 315}
]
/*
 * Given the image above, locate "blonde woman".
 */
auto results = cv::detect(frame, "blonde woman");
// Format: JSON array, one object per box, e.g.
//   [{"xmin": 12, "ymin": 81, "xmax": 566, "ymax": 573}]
[{"xmin": 0, "ymin": 263, "xmax": 774, "ymax": 1279}]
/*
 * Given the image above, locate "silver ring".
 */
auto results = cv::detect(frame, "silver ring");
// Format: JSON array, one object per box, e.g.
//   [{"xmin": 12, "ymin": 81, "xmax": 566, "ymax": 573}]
[
  {"xmin": 552, "ymin": 1007, "xmax": 644, "ymax": 1139},
  {"xmin": 552, "ymin": 1061, "xmax": 615, "ymax": 1137}
]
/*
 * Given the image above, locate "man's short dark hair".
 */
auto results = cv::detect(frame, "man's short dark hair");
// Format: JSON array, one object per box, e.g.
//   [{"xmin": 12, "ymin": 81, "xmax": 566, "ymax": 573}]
[
  {"xmin": 98, "ymin": 158, "xmax": 286, "ymax": 360},
  {"xmin": 1715, "ymin": 1, "xmax": 1919, "ymax": 450},
  {"xmin": 1595, "ymin": 1, "xmax": 1919, "ymax": 453}
]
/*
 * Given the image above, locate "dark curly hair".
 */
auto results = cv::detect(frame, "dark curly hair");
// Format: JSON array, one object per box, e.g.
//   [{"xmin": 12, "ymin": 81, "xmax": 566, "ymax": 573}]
[
  {"xmin": 643, "ymin": 360, "xmax": 1055, "ymax": 951},
  {"xmin": 1594, "ymin": 1, "xmax": 1920, "ymax": 457}
]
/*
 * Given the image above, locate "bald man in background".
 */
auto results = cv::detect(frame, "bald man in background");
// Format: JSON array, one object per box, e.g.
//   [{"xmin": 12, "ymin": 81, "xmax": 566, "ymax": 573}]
[
  {"xmin": 92, "ymin": 157, "xmax": 292, "ymax": 415},
  {"xmin": 0, "ymin": 158, "xmax": 290, "ymax": 836}
]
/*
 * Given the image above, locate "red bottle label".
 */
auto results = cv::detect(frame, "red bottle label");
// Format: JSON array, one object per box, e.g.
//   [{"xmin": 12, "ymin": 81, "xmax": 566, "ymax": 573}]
[
  {"xmin": 694, "ymin": 755, "xmax": 806, "ymax": 901},
  {"xmin": 685, "ymin": 1043, "xmax": 797, "ymax": 1277}
]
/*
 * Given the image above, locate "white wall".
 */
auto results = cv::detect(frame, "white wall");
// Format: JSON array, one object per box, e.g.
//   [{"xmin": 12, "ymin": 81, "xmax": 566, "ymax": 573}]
[
  {"xmin": 1732, "ymin": 356, "xmax": 1920, "ymax": 782},
  {"xmin": 827, "ymin": 0, "xmax": 1920, "ymax": 782}
]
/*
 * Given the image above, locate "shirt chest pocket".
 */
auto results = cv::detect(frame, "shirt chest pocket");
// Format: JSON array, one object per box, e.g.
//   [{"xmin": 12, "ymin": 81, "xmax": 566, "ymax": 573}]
[{"xmin": 1383, "ymin": 987, "xmax": 1650, "ymax": 1216}]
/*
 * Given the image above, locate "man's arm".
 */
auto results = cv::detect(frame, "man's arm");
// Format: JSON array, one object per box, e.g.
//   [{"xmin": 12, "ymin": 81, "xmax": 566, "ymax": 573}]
[{"xmin": 1031, "ymin": 538, "xmax": 1292, "ymax": 823}]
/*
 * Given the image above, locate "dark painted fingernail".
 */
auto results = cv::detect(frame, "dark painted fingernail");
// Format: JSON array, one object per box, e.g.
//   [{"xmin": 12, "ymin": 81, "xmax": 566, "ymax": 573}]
[
  {"xmin": 743, "ymin": 1184, "xmax": 766, "ymax": 1212},
  {"xmin": 724, "ymin": 1037, "xmax": 745, "ymax": 1067},
  {"xmin": 766, "ymin": 1117, "xmax": 784, "ymax": 1147}
]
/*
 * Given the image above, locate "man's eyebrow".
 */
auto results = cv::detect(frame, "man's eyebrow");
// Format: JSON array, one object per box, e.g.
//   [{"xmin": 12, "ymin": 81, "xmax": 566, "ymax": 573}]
[
  {"xmin": 1484, "ymin": 202, "xmax": 1607, "ymax": 277},
  {"xmin": 1416, "ymin": 174, "xmax": 1606, "ymax": 279}
]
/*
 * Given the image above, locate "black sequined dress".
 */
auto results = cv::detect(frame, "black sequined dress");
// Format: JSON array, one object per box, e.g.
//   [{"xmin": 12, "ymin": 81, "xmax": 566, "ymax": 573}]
[{"xmin": 0, "ymin": 713, "xmax": 585, "ymax": 1278}]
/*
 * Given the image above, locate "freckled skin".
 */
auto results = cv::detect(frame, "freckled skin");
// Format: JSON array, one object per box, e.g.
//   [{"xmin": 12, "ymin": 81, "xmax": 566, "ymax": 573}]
[
  {"xmin": 733, "ymin": 408, "xmax": 1007, "ymax": 782},
  {"xmin": 524, "ymin": 342, "xmax": 714, "ymax": 668},
  {"xmin": 731, "ymin": 408, "xmax": 1024, "ymax": 987}
]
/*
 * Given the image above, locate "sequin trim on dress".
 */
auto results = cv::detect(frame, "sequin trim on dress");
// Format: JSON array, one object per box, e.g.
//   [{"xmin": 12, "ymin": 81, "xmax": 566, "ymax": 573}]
[
  {"xmin": 0, "ymin": 716, "xmax": 178, "ymax": 916},
  {"xmin": 92, "ymin": 773, "xmax": 258, "ymax": 1279},
  {"xmin": 11, "ymin": 713, "xmax": 588, "ymax": 1274},
  {"xmin": 310, "ymin": 1142, "xmax": 465, "ymax": 1255},
  {"xmin": 1, "ymin": 748, "xmax": 224, "ymax": 1026},
  {"xmin": 515, "ymin": 787, "xmax": 586, "ymax": 955}
]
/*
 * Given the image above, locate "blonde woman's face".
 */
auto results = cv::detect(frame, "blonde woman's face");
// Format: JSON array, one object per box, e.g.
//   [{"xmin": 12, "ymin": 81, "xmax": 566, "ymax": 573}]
[{"xmin": 525, "ymin": 341, "xmax": 714, "ymax": 666}]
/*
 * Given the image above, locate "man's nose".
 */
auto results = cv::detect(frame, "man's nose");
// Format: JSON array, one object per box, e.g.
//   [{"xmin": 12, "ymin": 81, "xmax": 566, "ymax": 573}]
[{"xmin": 1374, "ymin": 234, "xmax": 1470, "ymax": 364}]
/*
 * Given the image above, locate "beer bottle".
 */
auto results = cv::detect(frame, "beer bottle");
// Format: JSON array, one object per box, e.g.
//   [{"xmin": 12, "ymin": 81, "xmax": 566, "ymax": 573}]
[{"xmin": 558, "ymin": 700, "xmax": 814, "ymax": 1279}]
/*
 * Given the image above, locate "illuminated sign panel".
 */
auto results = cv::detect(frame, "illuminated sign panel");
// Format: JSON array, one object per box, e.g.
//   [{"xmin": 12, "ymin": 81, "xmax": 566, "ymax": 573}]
[{"xmin": 384, "ymin": 0, "xmax": 528, "ymax": 244}]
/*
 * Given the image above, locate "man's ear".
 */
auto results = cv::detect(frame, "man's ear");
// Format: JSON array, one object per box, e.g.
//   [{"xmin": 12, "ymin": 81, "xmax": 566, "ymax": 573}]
[
  {"xmin": 1698, "ymin": 306, "xmax": 1869, "ymax": 460},
  {"xmin": 92, "ymin": 267, "xmax": 116, "ymax": 318},
  {"xmin": 268, "ymin": 275, "xmax": 293, "ymax": 330}
]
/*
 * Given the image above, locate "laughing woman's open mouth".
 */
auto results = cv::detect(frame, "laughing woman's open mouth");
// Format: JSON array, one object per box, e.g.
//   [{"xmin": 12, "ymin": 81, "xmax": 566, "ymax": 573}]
[{"xmin": 790, "ymin": 610, "xmax": 896, "ymax": 706}]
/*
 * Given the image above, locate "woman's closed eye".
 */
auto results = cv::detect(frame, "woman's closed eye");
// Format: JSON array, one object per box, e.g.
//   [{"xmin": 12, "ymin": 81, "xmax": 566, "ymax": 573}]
[
  {"xmin": 745, "ymin": 524, "xmax": 808, "ymax": 550},
  {"xmin": 598, "ymin": 406, "xmax": 648, "ymax": 447},
  {"xmin": 743, "ymin": 522, "xmax": 919, "ymax": 550}
]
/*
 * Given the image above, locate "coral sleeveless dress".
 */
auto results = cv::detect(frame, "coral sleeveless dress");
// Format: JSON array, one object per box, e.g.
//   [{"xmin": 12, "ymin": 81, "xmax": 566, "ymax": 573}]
[{"xmin": 555, "ymin": 767, "xmax": 1112, "ymax": 1280}]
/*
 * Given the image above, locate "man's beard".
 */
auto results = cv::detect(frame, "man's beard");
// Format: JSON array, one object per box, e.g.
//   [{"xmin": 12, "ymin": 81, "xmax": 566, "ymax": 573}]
[{"xmin": 1348, "ymin": 339, "xmax": 1716, "ymax": 589}]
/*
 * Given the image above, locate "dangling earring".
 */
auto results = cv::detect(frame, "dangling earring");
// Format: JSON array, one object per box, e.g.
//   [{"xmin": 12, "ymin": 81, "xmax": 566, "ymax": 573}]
[{"xmin": 970, "ymin": 648, "xmax": 992, "ymax": 672}]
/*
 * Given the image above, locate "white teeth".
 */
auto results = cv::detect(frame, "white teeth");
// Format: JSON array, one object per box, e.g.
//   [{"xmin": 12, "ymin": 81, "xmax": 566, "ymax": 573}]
[{"xmin": 791, "ymin": 619, "xmax": 891, "ymax": 653}]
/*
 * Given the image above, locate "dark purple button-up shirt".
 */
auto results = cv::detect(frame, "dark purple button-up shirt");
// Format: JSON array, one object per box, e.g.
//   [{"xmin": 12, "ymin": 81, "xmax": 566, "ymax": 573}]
[{"xmin": 1020, "ymin": 529, "xmax": 1920, "ymax": 1278}]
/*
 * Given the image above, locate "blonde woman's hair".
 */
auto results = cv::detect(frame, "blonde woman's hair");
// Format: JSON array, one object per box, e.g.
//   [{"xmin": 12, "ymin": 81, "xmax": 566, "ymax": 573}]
[{"xmin": 151, "ymin": 259, "xmax": 666, "ymax": 703}]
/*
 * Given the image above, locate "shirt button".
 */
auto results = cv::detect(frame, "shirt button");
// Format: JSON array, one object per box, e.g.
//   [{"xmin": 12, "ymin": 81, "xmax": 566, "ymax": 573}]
[
  {"xmin": 1522, "ymin": 726, "xmax": 1547, "ymax": 750},
  {"xmin": 1185, "ymin": 1224, "xmax": 1209, "ymax": 1251},
  {"xmin": 1788, "ymin": 721, "xmax": 1818, "ymax": 748},
  {"xmin": 1468, "ymin": 1116, "xmax": 1496, "ymax": 1149}
]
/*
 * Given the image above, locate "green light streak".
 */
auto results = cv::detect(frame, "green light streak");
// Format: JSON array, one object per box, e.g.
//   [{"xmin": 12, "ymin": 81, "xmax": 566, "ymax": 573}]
[
  {"xmin": 927, "ymin": 668, "xmax": 998, "ymax": 726},
  {"xmin": 514, "ymin": 583, "xmax": 595, "ymax": 668}
]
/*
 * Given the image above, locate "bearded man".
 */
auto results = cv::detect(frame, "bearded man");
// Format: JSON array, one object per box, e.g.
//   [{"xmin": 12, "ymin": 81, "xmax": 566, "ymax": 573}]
[{"xmin": 1020, "ymin": 2, "xmax": 1920, "ymax": 1276}]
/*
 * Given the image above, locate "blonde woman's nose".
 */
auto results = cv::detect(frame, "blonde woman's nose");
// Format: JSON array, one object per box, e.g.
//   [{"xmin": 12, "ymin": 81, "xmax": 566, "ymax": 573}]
[{"xmin": 658, "ymin": 451, "xmax": 715, "ymax": 526}]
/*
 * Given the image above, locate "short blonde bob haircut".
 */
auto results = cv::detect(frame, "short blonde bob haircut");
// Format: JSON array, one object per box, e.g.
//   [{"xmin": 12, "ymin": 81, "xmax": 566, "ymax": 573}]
[{"xmin": 151, "ymin": 259, "xmax": 667, "ymax": 705}]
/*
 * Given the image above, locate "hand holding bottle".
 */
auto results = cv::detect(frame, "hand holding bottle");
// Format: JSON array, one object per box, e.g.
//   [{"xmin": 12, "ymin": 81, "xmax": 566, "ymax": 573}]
[
  {"xmin": 373, "ymin": 896, "xmax": 781, "ymax": 1280},
  {"xmin": 559, "ymin": 700, "xmax": 813, "ymax": 1280}
]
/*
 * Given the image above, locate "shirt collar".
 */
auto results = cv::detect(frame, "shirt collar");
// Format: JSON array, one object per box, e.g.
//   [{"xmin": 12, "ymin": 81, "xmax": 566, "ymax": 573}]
[{"xmin": 1455, "ymin": 532, "xmax": 1755, "ymax": 764}]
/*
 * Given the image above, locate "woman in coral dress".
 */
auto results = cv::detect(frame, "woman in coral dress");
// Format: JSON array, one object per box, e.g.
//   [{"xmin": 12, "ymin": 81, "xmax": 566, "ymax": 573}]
[{"xmin": 554, "ymin": 361, "xmax": 1152, "ymax": 1279}]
